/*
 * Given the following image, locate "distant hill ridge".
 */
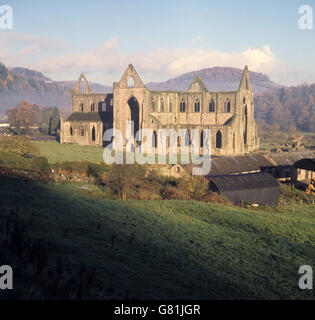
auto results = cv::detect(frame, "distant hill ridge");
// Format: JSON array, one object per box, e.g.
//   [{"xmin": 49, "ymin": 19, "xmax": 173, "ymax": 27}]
[
  {"xmin": 9, "ymin": 67, "xmax": 51, "ymax": 81},
  {"xmin": 146, "ymin": 66, "xmax": 282, "ymax": 93},
  {"xmin": 0, "ymin": 62, "xmax": 111, "ymax": 117}
]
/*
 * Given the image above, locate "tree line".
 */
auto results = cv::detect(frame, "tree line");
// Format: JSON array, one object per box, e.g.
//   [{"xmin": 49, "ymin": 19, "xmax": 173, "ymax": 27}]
[{"xmin": 6, "ymin": 101, "xmax": 60, "ymax": 135}]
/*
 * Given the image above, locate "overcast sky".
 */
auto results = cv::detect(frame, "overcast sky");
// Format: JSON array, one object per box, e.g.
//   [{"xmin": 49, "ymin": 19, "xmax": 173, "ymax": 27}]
[{"xmin": 1, "ymin": 0, "xmax": 315, "ymax": 86}]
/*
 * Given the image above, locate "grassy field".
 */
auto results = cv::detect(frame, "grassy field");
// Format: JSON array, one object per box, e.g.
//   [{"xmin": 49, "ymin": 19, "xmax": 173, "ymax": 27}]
[
  {"xmin": 34, "ymin": 140, "xmax": 187, "ymax": 165},
  {"xmin": 34, "ymin": 140, "xmax": 104, "ymax": 163},
  {"xmin": 0, "ymin": 177, "xmax": 314, "ymax": 300}
]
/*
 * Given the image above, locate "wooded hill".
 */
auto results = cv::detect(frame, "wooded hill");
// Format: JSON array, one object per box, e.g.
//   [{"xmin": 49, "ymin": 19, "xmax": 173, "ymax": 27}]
[{"xmin": 254, "ymin": 85, "xmax": 315, "ymax": 132}]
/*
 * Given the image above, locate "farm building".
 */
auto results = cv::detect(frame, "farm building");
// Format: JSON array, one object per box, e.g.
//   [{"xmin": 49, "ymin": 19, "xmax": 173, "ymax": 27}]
[
  {"xmin": 162, "ymin": 154, "xmax": 274, "ymax": 178},
  {"xmin": 293, "ymin": 158, "xmax": 315, "ymax": 181},
  {"xmin": 261, "ymin": 151, "xmax": 315, "ymax": 182},
  {"xmin": 209, "ymin": 172, "xmax": 279, "ymax": 205}
]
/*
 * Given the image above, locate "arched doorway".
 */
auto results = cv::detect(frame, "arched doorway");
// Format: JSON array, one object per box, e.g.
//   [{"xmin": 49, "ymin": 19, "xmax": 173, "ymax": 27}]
[
  {"xmin": 244, "ymin": 105, "xmax": 248, "ymax": 145},
  {"xmin": 127, "ymin": 96, "xmax": 140, "ymax": 140},
  {"xmin": 92, "ymin": 126, "xmax": 95, "ymax": 141}
]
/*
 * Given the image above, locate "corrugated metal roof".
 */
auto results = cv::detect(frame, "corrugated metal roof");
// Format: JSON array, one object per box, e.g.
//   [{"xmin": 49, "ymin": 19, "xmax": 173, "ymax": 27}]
[{"xmin": 210, "ymin": 172, "xmax": 279, "ymax": 192}]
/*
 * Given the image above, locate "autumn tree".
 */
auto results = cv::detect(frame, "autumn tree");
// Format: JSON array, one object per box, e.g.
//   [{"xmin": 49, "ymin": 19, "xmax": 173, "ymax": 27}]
[{"xmin": 7, "ymin": 102, "xmax": 41, "ymax": 133}]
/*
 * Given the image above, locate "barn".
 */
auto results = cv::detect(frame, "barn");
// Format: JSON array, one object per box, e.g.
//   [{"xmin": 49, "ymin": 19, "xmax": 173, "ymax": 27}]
[
  {"xmin": 209, "ymin": 172, "xmax": 279, "ymax": 205},
  {"xmin": 293, "ymin": 158, "xmax": 315, "ymax": 181}
]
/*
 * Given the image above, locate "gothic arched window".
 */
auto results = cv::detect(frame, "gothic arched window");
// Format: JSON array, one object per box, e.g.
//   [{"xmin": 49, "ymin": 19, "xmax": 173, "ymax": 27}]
[
  {"xmin": 152, "ymin": 131, "xmax": 157, "ymax": 148},
  {"xmin": 224, "ymin": 99, "xmax": 231, "ymax": 112},
  {"xmin": 160, "ymin": 98, "xmax": 164, "ymax": 112},
  {"xmin": 180, "ymin": 99, "xmax": 186, "ymax": 112},
  {"xmin": 194, "ymin": 99, "xmax": 200, "ymax": 112},
  {"xmin": 127, "ymin": 76, "xmax": 135, "ymax": 88},
  {"xmin": 152, "ymin": 98, "xmax": 155, "ymax": 112},
  {"xmin": 209, "ymin": 99, "xmax": 215, "ymax": 112},
  {"xmin": 92, "ymin": 126, "xmax": 95, "ymax": 141},
  {"xmin": 216, "ymin": 130, "xmax": 222, "ymax": 149},
  {"xmin": 200, "ymin": 130, "xmax": 205, "ymax": 147}
]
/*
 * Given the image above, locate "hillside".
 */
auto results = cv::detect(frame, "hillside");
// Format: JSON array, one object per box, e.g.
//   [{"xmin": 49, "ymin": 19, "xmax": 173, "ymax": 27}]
[
  {"xmin": 254, "ymin": 85, "xmax": 315, "ymax": 132},
  {"xmin": 1, "ymin": 177, "xmax": 314, "ymax": 300},
  {"xmin": 0, "ymin": 63, "xmax": 111, "ymax": 117},
  {"xmin": 147, "ymin": 66, "xmax": 282, "ymax": 93}
]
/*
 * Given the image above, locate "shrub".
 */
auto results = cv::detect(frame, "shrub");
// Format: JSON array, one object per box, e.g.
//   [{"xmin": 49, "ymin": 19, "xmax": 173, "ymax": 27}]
[
  {"xmin": 0, "ymin": 150, "xmax": 29, "ymax": 169},
  {"xmin": 30, "ymin": 157, "xmax": 50, "ymax": 173},
  {"xmin": 104, "ymin": 164, "xmax": 146, "ymax": 200},
  {"xmin": 0, "ymin": 135, "xmax": 40, "ymax": 158},
  {"xmin": 178, "ymin": 176, "xmax": 210, "ymax": 201},
  {"xmin": 52, "ymin": 161, "xmax": 109, "ymax": 178},
  {"xmin": 160, "ymin": 186, "xmax": 189, "ymax": 200}
]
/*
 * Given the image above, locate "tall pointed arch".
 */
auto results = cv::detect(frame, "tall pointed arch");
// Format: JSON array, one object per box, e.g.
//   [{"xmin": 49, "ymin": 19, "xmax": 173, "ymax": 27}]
[{"xmin": 74, "ymin": 73, "xmax": 92, "ymax": 94}]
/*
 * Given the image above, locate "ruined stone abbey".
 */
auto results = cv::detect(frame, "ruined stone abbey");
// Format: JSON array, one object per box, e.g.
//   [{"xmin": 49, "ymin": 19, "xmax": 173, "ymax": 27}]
[{"xmin": 60, "ymin": 64, "xmax": 259, "ymax": 156}]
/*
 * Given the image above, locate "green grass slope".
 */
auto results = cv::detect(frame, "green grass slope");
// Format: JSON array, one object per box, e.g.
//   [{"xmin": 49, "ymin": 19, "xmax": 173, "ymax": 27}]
[
  {"xmin": 0, "ymin": 178, "xmax": 314, "ymax": 300},
  {"xmin": 34, "ymin": 141, "xmax": 104, "ymax": 164}
]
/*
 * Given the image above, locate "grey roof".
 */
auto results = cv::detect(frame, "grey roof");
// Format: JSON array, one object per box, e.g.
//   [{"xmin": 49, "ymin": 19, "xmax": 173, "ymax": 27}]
[
  {"xmin": 210, "ymin": 172, "xmax": 279, "ymax": 192},
  {"xmin": 265, "ymin": 151, "xmax": 315, "ymax": 166},
  {"xmin": 66, "ymin": 112, "xmax": 107, "ymax": 122},
  {"xmin": 206, "ymin": 154, "xmax": 273, "ymax": 176}
]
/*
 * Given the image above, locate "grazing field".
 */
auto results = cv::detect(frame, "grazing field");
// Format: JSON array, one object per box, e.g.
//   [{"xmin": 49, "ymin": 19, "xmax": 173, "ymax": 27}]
[
  {"xmin": 0, "ymin": 177, "xmax": 314, "ymax": 300},
  {"xmin": 34, "ymin": 140, "xmax": 104, "ymax": 163}
]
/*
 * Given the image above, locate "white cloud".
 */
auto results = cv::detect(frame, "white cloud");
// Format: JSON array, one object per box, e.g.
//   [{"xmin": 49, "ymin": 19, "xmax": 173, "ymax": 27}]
[
  {"xmin": 0, "ymin": 33, "xmax": 310, "ymax": 86},
  {"xmin": 0, "ymin": 32, "xmax": 66, "ymax": 67},
  {"xmin": 102, "ymin": 38, "xmax": 119, "ymax": 50},
  {"xmin": 37, "ymin": 40, "xmax": 285, "ymax": 84}
]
